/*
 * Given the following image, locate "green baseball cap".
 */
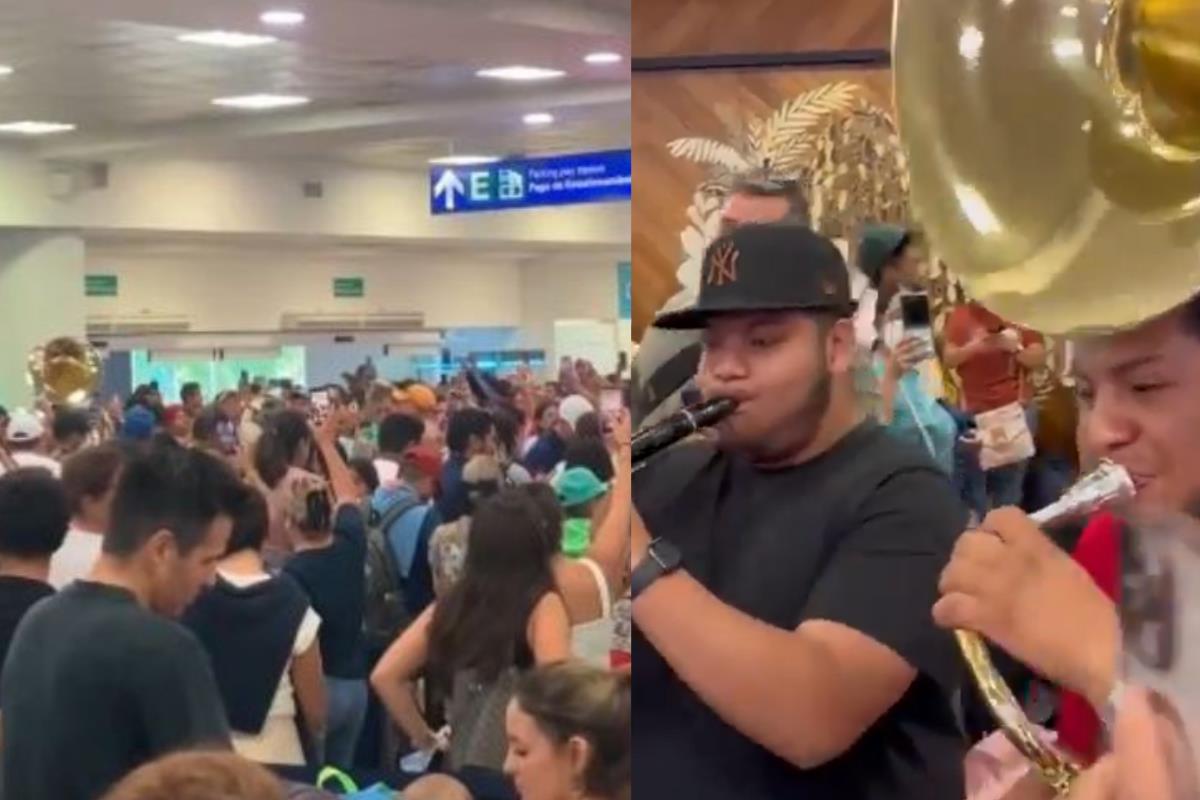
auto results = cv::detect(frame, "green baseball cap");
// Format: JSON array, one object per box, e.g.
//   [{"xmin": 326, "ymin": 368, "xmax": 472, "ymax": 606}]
[
  {"xmin": 857, "ymin": 224, "xmax": 910, "ymax": 286},
  {"xmin": 554, "ymin": 467, "xmax": 608, "ymax": 508}
]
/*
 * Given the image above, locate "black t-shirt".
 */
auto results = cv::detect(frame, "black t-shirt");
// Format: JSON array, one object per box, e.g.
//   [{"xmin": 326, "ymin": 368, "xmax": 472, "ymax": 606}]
[
  {"xmin": 284, "ymin": 505, "xmax": 368, "ymax": 679},
  {"xmin": 0, "ymin": 576, "xmax": 53, "ymax": 671},
  {"xmin": 1, "ymin": 581, "xmax": 230, "ymax": 800},
  {"xmin": 634, "ymin": 421, "xmax": 968, "ymax": 800}
]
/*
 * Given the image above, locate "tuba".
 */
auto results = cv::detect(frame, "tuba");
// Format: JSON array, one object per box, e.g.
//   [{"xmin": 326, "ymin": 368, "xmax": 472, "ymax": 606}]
[
  {"xmin": 895, "ymin": 0, "xmax": 1200, "ymax": 794},
  {"xmin": 27, "ymin": 337, "xmax": 102, "ymax": 408}
]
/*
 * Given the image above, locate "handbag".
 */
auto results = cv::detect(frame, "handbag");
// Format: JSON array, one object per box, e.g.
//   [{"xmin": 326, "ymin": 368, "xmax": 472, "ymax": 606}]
[{"xmin": 975, "ymin": 402, "xmax": 1035, "ymax": 471}]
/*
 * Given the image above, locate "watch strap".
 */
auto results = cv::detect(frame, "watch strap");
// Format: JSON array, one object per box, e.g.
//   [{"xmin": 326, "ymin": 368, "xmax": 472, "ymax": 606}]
[{"xmin": 631, "ymin": 538, "xmax": 681, "ymax": 599}]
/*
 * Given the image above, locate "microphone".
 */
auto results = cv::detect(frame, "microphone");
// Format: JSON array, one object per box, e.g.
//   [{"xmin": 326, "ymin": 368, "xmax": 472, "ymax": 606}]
[{"xmin": 631, "ymin": 397, "xmax": 737, "ymax": 468}]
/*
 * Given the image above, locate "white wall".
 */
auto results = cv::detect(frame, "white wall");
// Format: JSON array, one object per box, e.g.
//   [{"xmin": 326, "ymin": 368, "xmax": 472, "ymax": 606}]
[
  {"xmin": 519, "ymin": 257, "xmax": 620, "ymax": 350},
  {"xmin": 85, "ymin": 242, "xmax": 623, "ymax": 364},
  {"xmin": 0, "ymin": 232, "xmax": 86, "ymax": 406}
]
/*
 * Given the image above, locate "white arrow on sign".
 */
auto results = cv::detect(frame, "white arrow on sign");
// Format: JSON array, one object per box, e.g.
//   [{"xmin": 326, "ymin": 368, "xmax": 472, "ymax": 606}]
[{"xmin": 433, "ymin": 169, "xmax": 467, "ymax": 211}]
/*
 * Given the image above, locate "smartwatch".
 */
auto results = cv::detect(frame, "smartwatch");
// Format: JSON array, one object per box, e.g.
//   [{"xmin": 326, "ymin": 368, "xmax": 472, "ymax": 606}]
[{"xmin": 631, "ymin": 538, "xmax": 683, "ymax": 599}]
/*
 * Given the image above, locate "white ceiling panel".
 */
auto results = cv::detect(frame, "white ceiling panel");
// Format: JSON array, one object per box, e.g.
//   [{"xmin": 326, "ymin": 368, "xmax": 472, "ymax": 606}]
[{"xmin": 0, "ymin": 0, "xmax": 629, "ymax": 166}]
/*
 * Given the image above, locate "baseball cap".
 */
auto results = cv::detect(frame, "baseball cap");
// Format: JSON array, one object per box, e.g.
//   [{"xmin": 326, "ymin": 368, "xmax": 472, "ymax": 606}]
[
  {"xmin": 558, "ymin": 395, "xmax": 595, "ymax": 430},
  {"xmin": 554, "ymin": 467, "xmax": 608, "ymax": 509},
  {"xmin": 121, "ymin": 406, "xmax": 156, "ymax": 441},
  {"xmin": 163, "ymin": 404, "xmax": 187, "ymax": 427},
  {"xmin": 857, "ymin": 224, "xmax": 910, "ymax": 286},
  {"xmin": 404, "ymin": 384, "xmax": 438, "ymax": 414},
  {"xmin": 402, "ymin": 445, "xmax": 442, "ymax": 481},
  {"xmin": 654, "ymin": 223, "xmax": 854, "ymax": 330},
  {"xmin": 6, "ymin": 409, "xmax": 44, "ymax": 443}
]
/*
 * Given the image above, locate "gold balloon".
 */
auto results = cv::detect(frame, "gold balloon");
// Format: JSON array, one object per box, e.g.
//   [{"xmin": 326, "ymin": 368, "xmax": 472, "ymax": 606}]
[
  {"xmin": 27, "ymin": 338, "xmax": 101, "ymax": 407},
  {"xmin": 895, "ymin": 0, "xmax": 1200, "ymax": 335}
]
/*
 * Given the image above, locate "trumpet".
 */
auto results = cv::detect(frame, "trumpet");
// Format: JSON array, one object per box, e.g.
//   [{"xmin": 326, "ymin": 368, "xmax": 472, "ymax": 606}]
[{"xmin": 958, "ymin": 460, "xmax": 1135, "ymax": 795}]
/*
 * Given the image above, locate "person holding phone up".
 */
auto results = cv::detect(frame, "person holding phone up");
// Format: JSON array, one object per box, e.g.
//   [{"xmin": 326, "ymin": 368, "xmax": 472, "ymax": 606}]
[{"xmin": 855, "ymin": 224, "xmax": 958, "ymax": 475}]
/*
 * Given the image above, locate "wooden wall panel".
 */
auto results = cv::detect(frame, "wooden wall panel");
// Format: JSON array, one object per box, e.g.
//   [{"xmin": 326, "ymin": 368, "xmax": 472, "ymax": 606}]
[
  {"xmin": 633, "ymin": 0, "xmax": 892, "ymax": 59},
  {"xmin": 632, "ymin": 68, "xmax": 895, "ymax": 337}
]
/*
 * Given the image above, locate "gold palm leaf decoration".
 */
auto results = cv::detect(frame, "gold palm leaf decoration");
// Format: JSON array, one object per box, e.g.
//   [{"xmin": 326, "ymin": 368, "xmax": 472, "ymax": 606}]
[
  {"xmin": 664, "ymin": 139, "xmax": 752, "ymax": 173},
  {"xmin": 667, "ymin": 83, "xmax": 895, "ymax": 301},
  {"xmin": 809, "ymin": 98, "xmax": 911, "ymax": 240},
  {"xmin": 746, "ymin": 82, "xmax": 861, "ymax": 175}
]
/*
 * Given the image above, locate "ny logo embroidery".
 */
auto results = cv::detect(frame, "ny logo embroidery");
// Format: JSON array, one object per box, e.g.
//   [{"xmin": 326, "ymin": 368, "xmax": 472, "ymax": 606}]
[{"xmin": 706, "ymin": 242, "xmax": 739, "ymax": 286}]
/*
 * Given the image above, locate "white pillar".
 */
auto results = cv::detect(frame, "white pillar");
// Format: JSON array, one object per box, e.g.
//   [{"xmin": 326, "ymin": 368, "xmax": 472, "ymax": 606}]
[{"xmin": 0, "ymin": 231, "xmax": 86, "ymax": 407}]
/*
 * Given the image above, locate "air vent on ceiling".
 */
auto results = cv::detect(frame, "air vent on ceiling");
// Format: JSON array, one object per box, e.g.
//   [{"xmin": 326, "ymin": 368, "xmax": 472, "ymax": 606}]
[
  {"xmin": 86, "ymin": 315, "xmax": 192, "ymax": 336},
  {"xmin": 280, "ymin": 312, "xmax": 426, "ymax": 332}
]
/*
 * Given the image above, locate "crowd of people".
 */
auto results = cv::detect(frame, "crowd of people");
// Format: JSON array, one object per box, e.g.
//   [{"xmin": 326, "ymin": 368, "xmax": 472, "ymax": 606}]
[{"xmin": 0, "ymin": 356, "xmax": 632, "ymax": 800}]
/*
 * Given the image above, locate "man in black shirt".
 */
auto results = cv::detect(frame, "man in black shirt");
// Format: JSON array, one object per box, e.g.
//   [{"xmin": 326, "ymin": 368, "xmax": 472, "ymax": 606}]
[
  {"xmin": 0, "ymin": 468, "xmax": 69, "ymax": 668},
  {"xmin": 631, "ymin": 224, "xmax": 968, "ymax": 800},
  {"xmin": 2, "ymin": 442, "xmax": 245, "ymax": 800}
]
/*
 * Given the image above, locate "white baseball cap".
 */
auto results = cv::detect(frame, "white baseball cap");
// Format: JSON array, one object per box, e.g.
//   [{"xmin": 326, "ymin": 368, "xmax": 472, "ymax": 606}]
[
  {"xmin": 558, "ymin": 394, "xmax": 595, "ymax": 430},
  {"xmin": 6, "ymin": 409, "xmax": 44, "ymax": 443}
]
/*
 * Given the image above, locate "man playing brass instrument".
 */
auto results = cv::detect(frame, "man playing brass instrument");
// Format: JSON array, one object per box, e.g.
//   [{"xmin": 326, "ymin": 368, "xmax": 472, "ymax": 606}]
[
  {"xmin": 630, "ymin": 223, "xmax": 968, "ymax": 800},
  {"xmin": 935, "ymin": 293, "xmax": 1200, "ymax": 799}
]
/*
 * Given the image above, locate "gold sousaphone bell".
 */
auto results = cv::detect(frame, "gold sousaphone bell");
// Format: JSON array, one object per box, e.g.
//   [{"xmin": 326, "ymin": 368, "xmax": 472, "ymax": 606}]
[
  {"xmin": 894, "ymin": 0, "xmax": 1200, "ymax": 794},
  {"xmin": 27, "ymin": 337, "xmax": 102, "ymax": 407},
  {"xmin": 896, "ymin": 0, "xmax": 1200, "ymax": 336}
]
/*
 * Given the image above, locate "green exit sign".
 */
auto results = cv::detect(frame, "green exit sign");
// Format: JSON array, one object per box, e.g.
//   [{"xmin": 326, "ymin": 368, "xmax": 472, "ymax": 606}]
[
  {"xmin": 85, "ymin": 274, "xmax": 118, "ymax": 297},
  {"xmin": 333, "ymin": 277, "xmax": 364, "ymax": 298}
]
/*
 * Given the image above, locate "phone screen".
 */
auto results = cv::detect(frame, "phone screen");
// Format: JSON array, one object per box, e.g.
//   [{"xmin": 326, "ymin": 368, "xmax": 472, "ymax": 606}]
[
  {"xmin": 600, "ymin": 388, "xmax": 623, "ymax": 418},
  {"xmin": 900, "ymin": 294, "xmax": 932, "ymax": 329}
]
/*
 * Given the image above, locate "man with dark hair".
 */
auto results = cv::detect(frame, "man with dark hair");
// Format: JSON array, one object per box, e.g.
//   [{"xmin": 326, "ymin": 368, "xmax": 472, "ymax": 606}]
[
  {"xmin": 631, "ymin": 224, "xmax": 966, "ymax": 800},
  {"xmin": 180, "ymin": 382, "xmax": 204, "ymax": 417},
  {"xmin": 935, "ymin": 291, "xmax": 1200, "ymax": 780},
  {"xmin": 2, "ymin": 444, "xmax": 243, "ymax": 800},
  {"xmin": 438, "ymin": 408, "xmax": 495, "ymax": 523},
  {"xmin": 373, "ymin": 412, "xmax": 425, "ymax": 486},
  {"xmin": 51, "ymin": 443, "xmax": 126, "ymax": 588},
  {"xmin": 0, "ymin": 469, "xmax": 69, "ymax": 667},
  {"xmin": 51, "ymin": 407, "xmax": 93, "ymax": 459},
  {"xmin": 563, "ymin": 436, "xmax": 615, "ymax": 483}
]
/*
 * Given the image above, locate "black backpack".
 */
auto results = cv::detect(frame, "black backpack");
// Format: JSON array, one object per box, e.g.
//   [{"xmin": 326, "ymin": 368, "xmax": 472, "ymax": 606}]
[{"xmin": 362, "ymin": 493, "xmax": 423, "ymax": 648}]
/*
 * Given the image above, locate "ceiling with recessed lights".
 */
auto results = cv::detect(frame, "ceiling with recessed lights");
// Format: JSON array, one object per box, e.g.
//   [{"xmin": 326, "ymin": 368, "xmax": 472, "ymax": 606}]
[{"xmin": 0, "ymin": 0, "xmax": 629, "ymax": 168}]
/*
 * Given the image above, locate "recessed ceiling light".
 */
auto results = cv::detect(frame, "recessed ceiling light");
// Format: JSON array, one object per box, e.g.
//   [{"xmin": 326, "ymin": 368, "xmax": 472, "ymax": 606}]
[
  {"xmin": 177, "ymin": 30, "xmax": 278, "ymax": 48},
  {"xmin": 261, "ymin": 9, "xmax": 306, "ymax": 26},
  {"xmin": 429, "ymin": 155, "xmax": 502, "ymax": 166},
  {"xmin": 584, "ymin": 52, "xmax": 622, "ymax": 65},
  {"xmin": 212, "ymin": 94, "xmax": 310, "ymax": 110},
  {"xmin": 476, "ymin": 66, "xmax": 565, "ymax": 82},
  {"xmin": 523, "ymin": 112, "xmax": 554, "ymax": 126},
  {"xmin": 0, "ymin": 65, "xmax": 14, "ymax": 77},
  {"xmin": 0, "ymin": 121, "xmax": 76, "ymax": 135}
]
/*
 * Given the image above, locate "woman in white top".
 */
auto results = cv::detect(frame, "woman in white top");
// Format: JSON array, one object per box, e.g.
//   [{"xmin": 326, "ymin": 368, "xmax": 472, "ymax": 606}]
[
  {"xmin": 50, "ymin": 443, "xmax": 125, "ymax": 589},
  {"xmin": 182, "ymin": 490, "xmax": 326, "ymax": 767},
  {"xmin": 524, "ymin": 411, "xmax": 631, "ymax": 666}
]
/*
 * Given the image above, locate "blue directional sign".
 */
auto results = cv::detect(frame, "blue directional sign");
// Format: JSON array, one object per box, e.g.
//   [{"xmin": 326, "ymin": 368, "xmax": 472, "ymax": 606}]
[{"xmin": 430, "ymin": 149, "xmax": 631, "ymax": 215}]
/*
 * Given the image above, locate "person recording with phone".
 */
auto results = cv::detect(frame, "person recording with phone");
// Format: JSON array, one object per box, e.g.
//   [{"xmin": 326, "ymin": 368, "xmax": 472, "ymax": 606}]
[
  {"xmin": 854, "ymin": 224, "xmax": 958, "ymax": 476},
  {"xmin": 631, "ymin": 223, "xmax": 967, "ymax": 800}
]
